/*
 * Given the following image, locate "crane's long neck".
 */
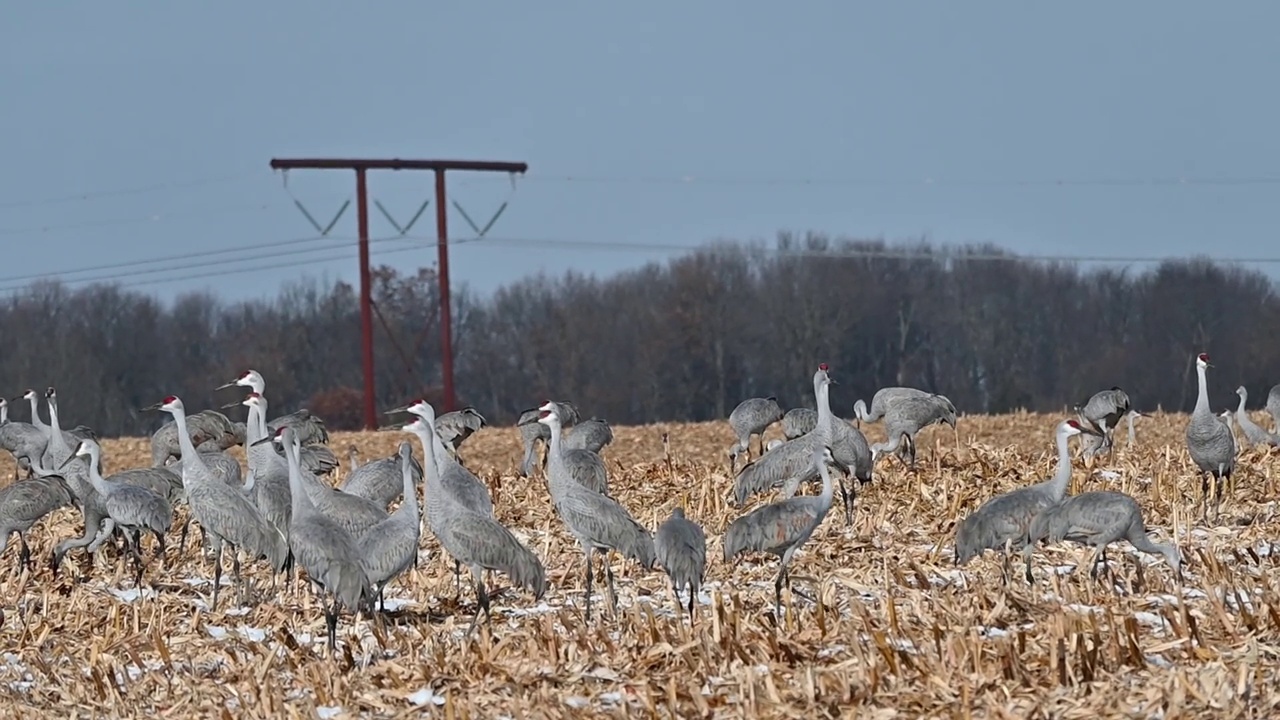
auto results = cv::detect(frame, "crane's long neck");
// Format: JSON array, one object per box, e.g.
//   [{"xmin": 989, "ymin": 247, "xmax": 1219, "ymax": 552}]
[
  {"xmin": 816, "ymin": 383, "xmax": 836, "ymax": 443},
  {"xmin": 816, "ymin": 457, "xmax": 834, "ymax": 505},
  {"xmin": 1194, "ymin": 365, "xmax": 1210, "ymax": 415},
  {"xmin": 1236, "ymin": 393, "xmax": 1248, "ymax": 415},
  {"xmin": 245, "ymin": 401, "xmax": 265, "ymax": 444},
  {"xmin": 0, "ymin": 404, "xmax": 7, "ymax": 424},
  {"xmin": 27, "ymin": 396, "xmax": 46, "ymax": 431},
  {"xmin": 415, "ymin": 427, "xmax": 445, "ymax": 522},
  {"xmin": 1127, "ymin": 415, "xmax": 1137, "ymax": 446},
  {"xmin": 853, "ymin": 399, "xmax": 869, "ymax": 423},
  {"xmin": 169, "ymin": 405, "xmax": 208, "ymax": 478},
  {"xmin": 398, "ymin": 454, "xmax": 418, "ymax": 520},
  {"xmin": 1046, "ymin": 428, "xmax": 1073, "ymax": 501},
  {"xmin": 48, "ymin": 397, "xmax": 65, "ymax": 437},
  {"xmin": 84, "ymin": 449, "xmax": 110, "ymax": 496},
  {"xmin": 284, "ymin": 439, "xmax": 313, "ymax": 518},
  {"xmin": 545, "ymin": 418, "xmax": 566, "ymax": 472}
]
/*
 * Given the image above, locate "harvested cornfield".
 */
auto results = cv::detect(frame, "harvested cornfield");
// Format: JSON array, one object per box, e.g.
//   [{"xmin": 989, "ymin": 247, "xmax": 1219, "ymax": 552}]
[{"xmin": 1, "ymin": 411, "xmax": 1279, "ymax": 718}]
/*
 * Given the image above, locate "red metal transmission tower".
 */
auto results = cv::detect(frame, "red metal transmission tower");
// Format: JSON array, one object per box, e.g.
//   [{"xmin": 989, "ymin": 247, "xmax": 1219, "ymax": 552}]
[{"xmin": 268, "ymin": 158, "xmax": 528, "ymax": 429}]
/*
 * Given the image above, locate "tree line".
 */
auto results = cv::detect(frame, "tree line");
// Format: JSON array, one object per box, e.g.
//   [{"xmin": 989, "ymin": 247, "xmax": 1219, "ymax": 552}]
[{"xmin": 3, "ymin": 232, "xmax": 1276, "ymax": 436}]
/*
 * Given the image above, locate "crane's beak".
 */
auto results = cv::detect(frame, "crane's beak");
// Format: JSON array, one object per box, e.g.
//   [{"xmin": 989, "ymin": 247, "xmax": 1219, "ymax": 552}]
[
  {"xmin": 219, "ymin": 401, "xmax": 243, "ymax": 410},
  {"xmin": 214, "ymin": 380, "xmax": 239, "ymax": 391},
  {"xmin": 384, "ymin": 405, "xmax": 410, "ymax": 416},
  {"xmin": 140, "ymin": 402, "xmax": 162, "ymax": 412},
  {"xmin": 249, "ymin": 436, "xmax": 274, "ymax": 447},
  {"xmin": 57, "ymin": 454, "xmax": 77, "ymax": 470}
]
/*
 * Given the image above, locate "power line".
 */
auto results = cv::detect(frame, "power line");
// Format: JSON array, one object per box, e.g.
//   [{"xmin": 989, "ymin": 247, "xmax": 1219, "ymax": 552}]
[
  {"xmin": 0, "ymin": 170, "xmax": 259, "ymax": 211},
  {"xmin": 469, "ymin": 173, "xmax": 1280, "ymax": 189},
  {"xmin": 0, "ymin": 202, "xmax": 278, "ymax": 236}
]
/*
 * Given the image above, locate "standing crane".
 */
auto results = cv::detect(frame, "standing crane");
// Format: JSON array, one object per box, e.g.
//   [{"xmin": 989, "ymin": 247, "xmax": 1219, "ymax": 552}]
[
  {"xmin": 852, "ymin": 387, "xmax": 932, "ymax": 427},
  {"xmin": 266, "ymin": 426, "xmax": 372, "ymax": 651},
  {"xmin": 408, "ymin": 413, "xmax": 546, "ymax": 634},
  {"xmin": 537, "ymin": 406, "xmax": 654, "ymax": 621},
  {"xmin": 1028, "ymin": 490, "xmax": 1181, "ymax": 581},
  {"xmin": 1074, "ymin": 386, "xmax": 1132, "ymax": 458},
  {"xmin": 726, "ymin": 397, "xmax": 785, "ymax": 473},
  {"xmin": 953, "ymin": 419, "xmax": 1098, "ymax": 583},
  {"xmin": 654, "ymin": 505, "xmax": 706, "ymax": 619},
  {"xmin": 779, "ymin": 364, "xmax": 871, "ymax": 525},
  {"xmin": 356, "ymin": 441, "xmax": 423, "ymax": 612},
  {"xmin": 59, "ymin": 439, "xmax": 173, "ymax": 587},
  {"xmin": 144, "ymin": 395, "xmax": 289, "ymax": 611},
  {"xmin": 214, "ymin": 369, "xmax": 331, "ymax": 446},
  {"xmin": 150, "ymin": 408, "xmax": 243, "ymax": 467},
  {"xmin": 1233, "ymin": 386, "xmax": 1280, "ymax": 448},
  {"xmin": 0, "ymin": 398, "xmax": 49, "ymax": 482},
  {"xmin": 724, "ymin": 445, "xmax": 837, "ymax": 618},
  {"xmin": 1184, "ymin": 353, "xmax": 1236, "ymax": 522}
]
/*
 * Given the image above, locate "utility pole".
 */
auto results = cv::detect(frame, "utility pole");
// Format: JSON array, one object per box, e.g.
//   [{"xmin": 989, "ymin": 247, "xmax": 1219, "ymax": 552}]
[{"xmin": 268, "ymin": 158, "xmax": 528, "ymax": 428}]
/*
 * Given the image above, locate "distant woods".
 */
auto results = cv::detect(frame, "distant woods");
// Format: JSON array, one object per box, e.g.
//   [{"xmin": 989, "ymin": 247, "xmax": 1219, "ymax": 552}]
[{"xmin": 4, "ymin": 232, "xmax": 1277, "ymax": 436}]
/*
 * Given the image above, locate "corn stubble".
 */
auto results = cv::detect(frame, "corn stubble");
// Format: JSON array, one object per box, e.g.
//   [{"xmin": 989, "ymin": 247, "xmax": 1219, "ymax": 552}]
[{"xmin": 0, "ymin": 412, "xmax": 1277, "ymax": 718}]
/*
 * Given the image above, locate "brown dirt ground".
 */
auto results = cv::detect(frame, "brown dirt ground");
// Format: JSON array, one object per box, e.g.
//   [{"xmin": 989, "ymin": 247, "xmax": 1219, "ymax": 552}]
[{"xmin": 0, "ymin": 411, "xmax": 1278, "ymax": 718}]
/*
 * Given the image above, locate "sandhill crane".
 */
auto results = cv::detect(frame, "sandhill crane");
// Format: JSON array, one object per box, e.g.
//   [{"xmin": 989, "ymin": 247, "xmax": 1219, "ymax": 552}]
[
  {"xmin": 540, "ymin": 402, "xmax": 610, "ymax": 495},
  {"xmin": 150, "ymin": 408, "xmax": 242, "ymax": 467},
  {"xmin": 515, "ymin": 400, "xmax": 580, "ymax": 477},
  {"xmin": 356, "ymin": 441, "xmax": 422, "ymax": 612},
  {"xmin": 727, "ymin": 397, "xmax": 785, "ymax": 473},
  {"xmin": 654, "ymin": 505, "xmax": 706, "ymax": 619},
  {"xmin": 1125, "ymin": 409, "xmax": 1147, "ymax": 448},
  {"xmin": 564, "ymin": 417, "xmax": 614, "ymax": 454},
  {"xmin": 1267, "ymin": 383, "xmax": 1280, "ymax": 433},
  {"xmin": 1184, "ymin": 353, "xmax": 1235, "ymax": 522},
  {"xmin": 852, "ymin": 387, "xmax": 931, "ymax": 427},
  {"xmin": 0, "ymin": 398, "xmax": 48, "ymax": 482},
  {"xmin": 538, "ymin": 408, "xmax": 654, "ymax": 621},
  {"xmin": 731, "ymin": 431, "xmax": 850, "ymax": 521},
  {"xmin": 781, "ymin": 407, "xmax": 817, "ymax": 440},
  {"xmin": 222, "ymin": 392, "xmax": 291, "ymax": 544},
  {"xmin": 409, "ymin": 414, "xmax": 546, "ymax": 633},
  {"xmin": 39, "ymin": 387, "xmax": 80, "ymax": 471},
  {"xmin": 346, "ymin": 445, "xmax": 361, "ymax": 473},
  {"xmin": 1074, "ymin": 386, "xmax": 1131, "ymax": 458},
  {"xmin": 340, "ymin": 441, "xmax": 424, "ymax": 508},
  {"xmin": 1028, "ymin": 490, "xmax": 1181, "ymax": 580},
  {"xmin": 267, "ymin": 426, "xmax": 371, "ymax": 651},
  {"xmin": 954, "ymin": 419, "xmax": 1098, "ymax": 583},
  {"xmin": 60, "ymin": 440, "xmax": 173, "ymax": 586},
  {"xmin": 779, "ymin": 364, "xmax": 871, "ymax": 524},
  {"xmin": 434, "ymin": 407, "xmax": 487, "ymax": 460},
  {"xmin": 0, "ymin": 474, "xmax": 73, "ymax": 574},
  {"xmin": 144, "ymin": 395, "xmax": 289, "ymax": 611},
  {"xmin": 870, "ymin": 394, "xmax": 957, "ymax": 468},
  {"xmin": 1234, "ymin": 386, "xmax": 1280, "ymax": 448},
  {"xmin": 215, "ymin": 369, "xmax": 331, "ymax": 446},
  {"xmin": 387, "ymin": 398, "xmax": 495, "ymax": 595},
  {"xmin": 724, "ymin": 445, "xmax": 836, "ymax": 618},
  {"xmin": 262, "ymin": 429, "xmax": 388, "ymax": 541}
]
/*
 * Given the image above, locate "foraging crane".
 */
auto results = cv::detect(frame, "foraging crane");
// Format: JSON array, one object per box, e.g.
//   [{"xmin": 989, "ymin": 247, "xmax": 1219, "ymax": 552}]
[
  {"xmin": 538, "ymin": 407, "xmax": 654, "ymax": 621},
  {"xmin": 1234, "ymin": 386, "xmax": 1280, "ymax": 448},
  {"xmin": 953, "ymin": 419, "xmax": 1098, "ymax": 583},
  {"xmin": 215, "ymin": 369, "xmax": 331, "ymax": 446},
  {"xmin": 869, "ymin": 394, "xmax": 958, "ymax": 468},
  {"xmin": 731, "ymin": 431, "xmax": 850, "ymax": 523},
  {"xmin": 356, "ymin": 441, "xmax": 422, "ymax": 612},
  {"xmin": 515, "ymin": 400, "xmax": 580, "ymax": 477},
  {"xmin": 726, "ymin": 397, "xmax": 785, "ymax": 473},
  {"xmin": 564, "ymin": 417, "xmax": 614, "ymax": 454},
  {"xmin": 272, "ymin": 426, "xmax": 372, "ymax": 651},
  {"xmin": 340, "ymin": 441, "xmax": 424, "ymax": 508},
  {"xmin": 781, "ymin": 407, "xmax": 817, "ymax": 440},
  {"xmin": 539, "ymin": 402, "xmax": 610, "ymax": 495},
  {"xmin": 852, "ymin": 386, "xmax": 932, "ymax": 427},
  {"xmin": 1027, "ymin": 490, "xmax": 1181, "ymax": 580},
  {"xmin": 434, "ymin": 406, "xmax": 487, "ymax": 460},
  {"xmin": 0, "ymin": 398, "xmax": 49, "ymax": 482},
  {"xmin": 1184, "ymin": 353, "xmax": 1235, "ymax": 522},
  {"xmin": 410, "ymin": 414, "xmax": 546, "ymax": 633},
  {"xmin": 724, "ymin": 445, "xmax": 837, "ymax": 618},
  {"xmin": 654, "ymin": 505, "xmax": 706, "ymax": 619},
  {"xmin": 779, "ymin": 364, "xmax": 871, "ymax": 524},
  {"xmin": 1074, "ymin": 386, "xmax": 1131, "ymax": 457},
  {"xmin": 0, "ymin": 474, "xmax": 73, "ymax": 574},
  {"xmin": 60, "ymin": 440, "xmax": 173, "ymax": 586},
  {"xmin": 144, "ymin": 395, "xmax": 288, "ymax": 611}
]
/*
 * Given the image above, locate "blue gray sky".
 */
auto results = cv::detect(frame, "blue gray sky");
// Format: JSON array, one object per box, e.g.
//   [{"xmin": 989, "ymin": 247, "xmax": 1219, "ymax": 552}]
[{"xmin": 3, "ymin": 1, "xmax": 1278, "ymax": 304}]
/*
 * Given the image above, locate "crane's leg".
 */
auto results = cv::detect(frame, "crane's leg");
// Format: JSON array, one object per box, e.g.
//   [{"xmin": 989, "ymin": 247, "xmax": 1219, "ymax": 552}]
[
  {"xmin": 466, "ymin": 568, "xmax": 490, "ymax": 637},
  {"xmin": 18, "ymin": 533, "xmax": 31, "ymax": 574},
  {"xmin": 51, "ymin": 508, "xmax": 108, "ymax": 577},
  {"xmin": 687, "ymin": 581, "xmax": 696, "ymax": 620},
  {"xmin": 127, "ymin": 531, "xmax": 145, "ymax": 588},
  {"xmin": 1023, "ymin": 545, "xmax": 1035, "ymax": 585},
  {"xmin": 583, "ymin": 547, "xmax": 594, "ymax": 622},
  {"xmin": 838, "ymin": 476, "xmax": 853, "ymax": 526},
  {"xmin": 604, "ymin": 555, "xmax": 618, "ymax": 615},
  {"xmin": 179, "ymin": 516, "xmax": 191, "ymax": 555},
  {"xmin": 454, "ymin": 559, "xmax": 463, "ymax": 600},
  {"xmin": 325, "ymin": 596, "xmax": 339, "ymax": 653},
  {"xmin": 154, "ymin": 531, "xmax": 167, "ymax": 566},
  {"xmin": 773, "ymin": 561, "xmax": 792, "ymax": 621},
  {"xmin": 210, "ymin": 540, "xmax": 224, "ymax": 612}
]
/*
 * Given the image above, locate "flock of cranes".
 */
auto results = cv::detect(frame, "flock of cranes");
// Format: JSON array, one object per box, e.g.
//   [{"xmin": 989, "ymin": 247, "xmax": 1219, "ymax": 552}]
[{"xmin": 0, "ymin": 358, "xmax": 1278, "ymax": 651}]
